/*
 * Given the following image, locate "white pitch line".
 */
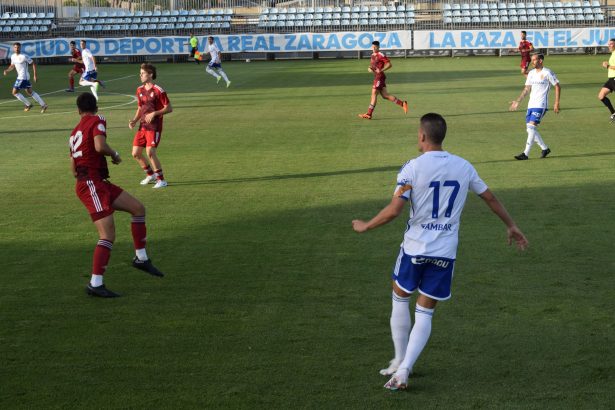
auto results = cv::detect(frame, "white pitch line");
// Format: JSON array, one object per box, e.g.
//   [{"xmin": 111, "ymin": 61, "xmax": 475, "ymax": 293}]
[
  {"xmin": 0, "ymin": 91, "xmax": 137, "ymax": 121},
  {"xmin": 0, "ymin": 74, "xmax": 137, "ymax": 106}
]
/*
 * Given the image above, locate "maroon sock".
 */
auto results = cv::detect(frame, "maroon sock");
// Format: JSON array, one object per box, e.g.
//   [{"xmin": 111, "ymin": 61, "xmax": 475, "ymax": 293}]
[
  {"xmin": 92, "ymin": 239, "xmax": 113, "ymax": 276},
  {"xmin": 131, "ymin": 216, "xmax": 147, "ymax": 249},
  {"xmin": 154, "ymin": 169, "xmax": 164, "ymax": 181},
  {"xmin": 143, "ymin": 166, "xmax": 154, "ymax": 176},
  {"xmin": 367, "ymin": 105, "xmax": 375, "ymax": 115},
  {"xmin": 394, "ymin": 98, "xmax": 404, "ymax": 107},
  {"xmin": 69, "ymin": 76, "xmax": 74, "ymax": 89}
]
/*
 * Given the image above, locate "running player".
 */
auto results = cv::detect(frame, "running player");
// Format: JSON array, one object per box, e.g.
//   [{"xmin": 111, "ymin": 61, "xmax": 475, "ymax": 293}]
[
  {"xmin": 518, "ymin": 31, "xmax": 534, "ymax": 77},
  {"xmin": 358, "ymin": 40, "xmax": 408, "ymax": 120},
  {"xmin": 129, "ymin": 63, "xmax": 172, "ymax": 189},
  {"xmin": 352, "ymin": 113, "xmax": 528, "ymax": 390},
  {"xmin": 509, "ymin": 53, "xmax": 561, "ymax": 160},
  {"xmin": 3, "ymin": 42, "xmax": 47, "ymax": 113},
  {"xmin": 78, "ymin": 39, "xmax": 105, "ymax": 100},
  {"xmin": 65, "ymin": 41, "xmax": 85, "ymax": 92},
  {"xmin": 203, "ymin": 36, "xmax": 231, "ymax": 87},
  {"xmin": 69, "ymin": 92, "xmax": 164, "ymax": 298},
  {"xmin": 598, "ymin": 38, "xmax": 615, "ymax": 122}
]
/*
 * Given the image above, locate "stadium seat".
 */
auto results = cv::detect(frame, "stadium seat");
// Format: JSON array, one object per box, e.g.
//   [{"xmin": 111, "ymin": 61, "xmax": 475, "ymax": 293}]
[
  {"xmin": 501, "ymin": 15, "xmax": 509, "ymax": 22},
  {"xmin": 547, "ymin": 14, "xmax": 557, "ymax": 20},
  {"xmin": 510, "ymin": 15, "xmax": 519, "ymax": 22}
]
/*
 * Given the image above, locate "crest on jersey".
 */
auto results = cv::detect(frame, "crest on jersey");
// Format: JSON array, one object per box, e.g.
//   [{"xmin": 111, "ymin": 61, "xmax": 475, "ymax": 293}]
[
  {"xmin": 97, "ymin": 123, "xmax": 106, "ymax": 132},
  {"xmin": 150, "ymin": 92, "xmax": 154, "ymax": 98}
]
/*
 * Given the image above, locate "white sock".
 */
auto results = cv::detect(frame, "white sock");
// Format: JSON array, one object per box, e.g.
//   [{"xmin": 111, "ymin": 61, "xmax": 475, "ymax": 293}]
[
  {"xmin": 524, "ymin": 124, "xmax": 536, "ymax": 156},
  {"xmin": 391, "ymin": 292, "xmax": 411, "ymax": 362},
  {"xmin": 399, "ymin": 304, "xmax": 435, "ymax": 373},
  {"xmin": 31, "ymin": 91, "xmax": 46, "ymax": 107},
  {"xmin": 90, "ymin": 85, "xmax": 98, "ymax": 100},
  {"xmin": 90, "ymin": 274, "xmax": 103, "ymax": 287},
  {"xmin": 218, "ymin": 69, "xmax": 229, "ymax": 83},
  {"xmin": 532, "ymin": 128, "xmax": 548, "ymax": 150},
  {"xmin": 14, "ymin": 93, "xmax": 30, "ymax": 106},
  {"xmin": 79, "ymin": 79, "xmax": 96, "ymax": 87},
  {"xmin": 206, "ymin": 67, "xmax": 221, "ymax": 79},
  {"xmin": 136, "ymin": 248, "xmax": 148, "ymax": 261}
]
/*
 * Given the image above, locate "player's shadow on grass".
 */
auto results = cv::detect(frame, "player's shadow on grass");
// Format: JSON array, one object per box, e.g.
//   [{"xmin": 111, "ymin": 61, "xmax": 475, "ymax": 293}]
[{"xmin": 168, "ymin": 165, "xmax": 399, "ymax": 186}]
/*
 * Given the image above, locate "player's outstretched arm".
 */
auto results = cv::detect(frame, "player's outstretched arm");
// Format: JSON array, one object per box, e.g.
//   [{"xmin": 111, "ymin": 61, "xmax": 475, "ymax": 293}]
[
  {"xmin": 3, "ymin": 64, "xmax": 14, "ymax": 75},
  {"xmin": 479, "ymin": 189, "xmax": 528, "ymax": 250},
  {"xmin": 94, "ymin": 135, "xmax": 121, "ymax": 164},
  {"xmin": 352, "ymin": 196, "xmax": 406, "ymax": 233}
]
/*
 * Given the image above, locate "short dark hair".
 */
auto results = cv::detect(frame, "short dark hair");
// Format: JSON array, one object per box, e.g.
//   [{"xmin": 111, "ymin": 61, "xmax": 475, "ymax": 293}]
[
  {"xmin": 534, "ymin": 53, "xmax": 545, "ymax": 61},
  {"xmin": 80, "ymin": 39, "xmax": 86, "ymax": 45},
  {"xmin": 13, "ymin": 42, "xmax": 21, "ymax": 47},
  {"xmin": 420, "ymin": 113, "xmax": 447, "ymax": 145},
  {"xmin": 521, "ymin": 30, "xmax": 527, "ymax": 35},
  {"xmin": 140, "ymin": 63, "xmax": 157, "ymax": 80},
  {"xmin": 70, "ymin": 40, "xmax": 76, "ymax": 46},
  {"xmin": 208, "ymin": 36, "xmax": 214, "ymax": 40},
  {"xmin": 609, "ymin": 38, "xmax": 615, "ymax": 42},
  {"xmin": 372, "ymin": 40, "xmax": 380, "ymax": 47},
  {"xmin": 76, "ymin": 92, "xmax": 98, "ymax": 113}
]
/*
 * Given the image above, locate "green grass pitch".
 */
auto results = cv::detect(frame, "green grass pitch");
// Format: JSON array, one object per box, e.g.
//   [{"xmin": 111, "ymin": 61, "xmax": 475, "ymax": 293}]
[{"xmin": 1, "ymin": 55, "xmax": 614, "ymax": 408}]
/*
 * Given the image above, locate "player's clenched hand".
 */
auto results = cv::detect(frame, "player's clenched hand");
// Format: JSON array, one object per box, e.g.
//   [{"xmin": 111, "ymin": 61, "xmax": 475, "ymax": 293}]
[
  {"xmin": 602, "ymin": 61, "xmax": 609, "ymax": 68},
  {"xmin": 553, "ymin": 103, "xmax": 560, "ymax": 114},
  {"xmin": 352, "ymin": 220, "xmax": 369, "ymax": 233},
  {"xmin": 509, "ymin": 101, "xmax": 519, "ymax": 111},
  {"xmin": 111, "ymin": 152, "xmax": 121, "ymax": 165},
  {"xmin": 507, "ymin": 226, "xmax": 528, "ymax": 251},
  {"xmin": 144, "ymin": 112, "xmax": 156, "ymax": 123},
  {"xmin": 128, "ymin": 119, "xmax": 137, "ymax": 129}
]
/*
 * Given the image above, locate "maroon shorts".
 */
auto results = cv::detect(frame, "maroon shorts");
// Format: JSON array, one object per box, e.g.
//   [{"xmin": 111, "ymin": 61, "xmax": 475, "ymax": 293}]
[
  {"xmin": 133, "ymin": 129, "xmax": 162, "ymax": 148},
  {"xmin": 520, "ymin": 59, "xmax": 531, "ymax": 70},
  {"xmin": 373, "ymin": 76, "xmax": 386, "ymax": 90},
  {"xmin": 72, "ymin": 64, "xmax": 84, "ymax": 73},
  {"xmin": 76, "ymin": 179, "xmax": 124, "ymax": 221}
]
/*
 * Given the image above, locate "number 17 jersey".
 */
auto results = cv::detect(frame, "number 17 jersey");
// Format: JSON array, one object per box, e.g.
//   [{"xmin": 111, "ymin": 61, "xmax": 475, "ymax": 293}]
[{"xmin": 394, "ymin": 151, "xmax": 488, "ymax": 259}]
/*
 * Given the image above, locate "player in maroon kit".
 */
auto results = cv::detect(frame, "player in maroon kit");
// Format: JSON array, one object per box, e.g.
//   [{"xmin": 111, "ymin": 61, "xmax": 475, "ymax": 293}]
[
  {"xmin": 358, "ymin": 40, "xmax": 408, "ymax": 120},
  {"xmin": 66, "ymin": 41, "xmax": 85, "ymax": 92},
  {"xmin": 518, "ymin": 31, "xmax": 534, "ymax": 77},
  {"xmin": 129, "ymin": 63, "xmax": 173, "ymax": 189},
  {"xmin": 70, "ymin": 92, "xmax": 164, "ymax": 298}
]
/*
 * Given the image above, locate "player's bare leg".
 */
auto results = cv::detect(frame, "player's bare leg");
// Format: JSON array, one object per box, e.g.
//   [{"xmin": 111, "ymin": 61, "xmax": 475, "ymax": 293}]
[
  {"xmin": 87, "ymin": 214, "xmax": 119, "ymax": 297},
  {"xmin": 359, "ymin": 88, "xmax": 379, "ymax": 119},
  {"xmin": 112, "ymin": 191, "xmax": 164, "ymax": 277},
  {"xmin": 146, "ymin": 146, "xmax": 167, "ymax": 188},
  {"xmin": 598, "ymin": 87, "xmax": 615, "ymax": 121},
  {"xmin": 381, "ymin": 87, "xmax": 408, "ymax": 114},
  {"xmin": 132, "ymin": 146, "xmax": 156, "ymax": 185}
]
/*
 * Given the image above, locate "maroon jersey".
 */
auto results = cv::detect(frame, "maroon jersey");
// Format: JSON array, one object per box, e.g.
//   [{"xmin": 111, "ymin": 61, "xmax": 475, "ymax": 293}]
[
  {"xmin": 519, "ymin": 40, "xmax": 533, "ymax": 60},
  {"xmin": 370, "ymin": 51, "xmax": 390, "ymax": 80},
  {"xmin": 69, "ymin": 114, "xmax": 109, "ymax": 180},
  {"xmin": 71, "ymin": 48, "xmax": 85, "ymax": 69},
  {"xmin": 136, "ymin": 84, "xmax": 170, "ymax": 132}
]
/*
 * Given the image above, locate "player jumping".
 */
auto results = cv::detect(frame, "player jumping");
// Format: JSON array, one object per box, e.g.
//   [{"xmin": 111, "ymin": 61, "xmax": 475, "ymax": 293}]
[{"xmin": 358, "ymin": 40, "xmax": 408, "ymax": 120}]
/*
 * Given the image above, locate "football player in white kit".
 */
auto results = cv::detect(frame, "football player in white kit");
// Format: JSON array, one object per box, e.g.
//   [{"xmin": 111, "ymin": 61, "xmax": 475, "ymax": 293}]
[
  {"xmin": 352, "ymin": 113, "xmax": 528, "ymax": 390},
  {"xmin": 509, "ymin": 53, "xmax": 561, "ymax": 160},
  {"xmin": 77, "ymin": 39, "xmax": 105, "ymax": 100},
  {"xmin": 3, "ymin": 42, "xmax": 47, "ymax": 113},
  {"xmin": 203, "ymin": 36, "xmax": 231, "ymax": 88}
]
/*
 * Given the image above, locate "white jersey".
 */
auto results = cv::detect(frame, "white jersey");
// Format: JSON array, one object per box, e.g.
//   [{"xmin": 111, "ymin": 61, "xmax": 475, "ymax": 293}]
[
  {"xmin": 526, "ymin": 67, "xmax": 559, "ymax": 109},
  {"xmin": 10, "ymin": 53, "xmax": 33, "ymax": 80},
  {"xmin": 204, "ymin": 43, "xmax": 220, "ymax": 64},
  {"xmin": 394, "ymin": 151, "xmax": 488, "ymax": 259},
  {"xmin": 81, "ymin": 48, "xmax": 96, "ymax": 72}
]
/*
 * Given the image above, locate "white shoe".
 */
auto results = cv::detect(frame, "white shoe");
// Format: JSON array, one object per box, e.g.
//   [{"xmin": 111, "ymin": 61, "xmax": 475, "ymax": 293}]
[
  {"xmin": 384, "ymin": 368, "xmax": 409, "ymax": 391},
  {"xmin": 226, "ymin": 81, "xmax": 231, "ymax": 88},
  {"xmin": 379, "ymin": 359, "xmax": 401, "ymax": 376},
  {"xmin": 140, "ymin": 175, "xmax": 157, "ymax": 185},
  {"xmin": 153, "ymin": 180, "xmax": 168, "ymax": 189},
  {"xmin": 610, "ymin": 113, "xmax": 615, "ymax": 123}
]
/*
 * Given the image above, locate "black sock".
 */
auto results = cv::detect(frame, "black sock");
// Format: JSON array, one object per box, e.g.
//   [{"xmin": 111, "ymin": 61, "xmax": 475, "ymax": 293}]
[{"xmin": 601, "ymin": 97, "xmax": 615, "ymax": 114}]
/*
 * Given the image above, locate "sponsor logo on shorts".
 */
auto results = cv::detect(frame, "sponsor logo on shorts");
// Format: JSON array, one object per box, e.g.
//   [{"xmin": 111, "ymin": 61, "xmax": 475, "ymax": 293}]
[{"xmin": 411, "ymin": 257, "xmax": 450, "ymax": 268}]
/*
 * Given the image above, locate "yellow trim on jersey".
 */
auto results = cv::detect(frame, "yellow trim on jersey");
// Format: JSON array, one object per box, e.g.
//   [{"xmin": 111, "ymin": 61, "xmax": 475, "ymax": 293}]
[
  {"xmin": 609, "ymin": 51, "xmax": 615, "ymax": 78},
  {"xmin": 395, "ymin": 184, "xmax": 412, "ymax": 197}
]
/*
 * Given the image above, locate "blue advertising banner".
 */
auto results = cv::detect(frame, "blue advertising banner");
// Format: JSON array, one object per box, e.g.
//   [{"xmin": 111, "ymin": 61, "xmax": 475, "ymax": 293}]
[
  {"xmin": 415, "ymin": 28, "xmax": 615, "ymax": 50},
  {"xmin": 2, "ymin": 31, "xmax": 412, "ymax": 58}
]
